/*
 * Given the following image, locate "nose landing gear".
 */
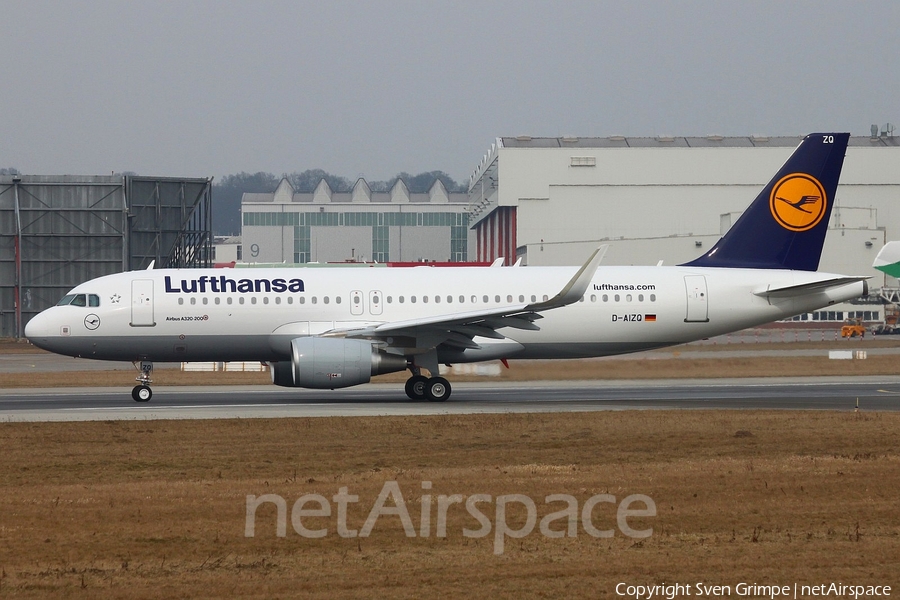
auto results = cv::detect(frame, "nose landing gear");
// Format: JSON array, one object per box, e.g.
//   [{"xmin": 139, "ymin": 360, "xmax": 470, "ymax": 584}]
[{"xmin": 131, "ymin": 361, "xmax": 153, "ymax": 402}]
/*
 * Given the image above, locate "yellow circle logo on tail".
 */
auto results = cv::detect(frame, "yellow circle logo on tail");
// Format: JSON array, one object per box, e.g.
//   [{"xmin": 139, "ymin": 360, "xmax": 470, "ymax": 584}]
[{"xmin": 769, "ymin": 173, "xmax": 827, "ymax": 232}]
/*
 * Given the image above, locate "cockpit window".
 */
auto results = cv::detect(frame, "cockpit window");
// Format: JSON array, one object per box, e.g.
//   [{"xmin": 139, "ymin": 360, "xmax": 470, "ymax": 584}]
[{"xmin": 57, "ymin": 293, "xmax": 96, "ymax": 307}]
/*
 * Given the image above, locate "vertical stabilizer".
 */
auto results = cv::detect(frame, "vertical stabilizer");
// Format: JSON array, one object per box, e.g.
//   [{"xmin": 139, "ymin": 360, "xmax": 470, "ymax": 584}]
[
  {"xmin": 873, "ymin": 241, "xmax": 900, "ymax": 278},
  {"xmin": 683, "ymin": 133, "xmax": 849, "ymax": 271}
]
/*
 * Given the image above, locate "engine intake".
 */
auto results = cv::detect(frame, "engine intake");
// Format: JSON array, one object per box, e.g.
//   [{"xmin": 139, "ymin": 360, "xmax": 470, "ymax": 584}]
[{"xmin": 271, "ymin": 337, "xmax": 407, "ymax": 389}]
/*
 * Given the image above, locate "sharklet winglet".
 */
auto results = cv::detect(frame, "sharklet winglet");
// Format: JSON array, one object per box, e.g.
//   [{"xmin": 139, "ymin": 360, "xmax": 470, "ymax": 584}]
[{"xmin": 525, "ymin": 245, "xmax": 607, "ymax": 312}]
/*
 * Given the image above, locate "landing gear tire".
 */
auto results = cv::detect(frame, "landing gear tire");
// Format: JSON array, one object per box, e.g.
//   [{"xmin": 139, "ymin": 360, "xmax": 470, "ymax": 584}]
[
  {"xmin": 425, "ymin": 377, "xmax": 451, "ymax": 402},
  {"xmin": 132, "ymin": 385, "xmax": 152, "ymax": 402},
  {"xmin": 132, "ymin": 360, "xmax": 154, "ymax": 403},
  {"xmin": 405, "ymin": 375, "xmax": 429, "ymax": 400}
]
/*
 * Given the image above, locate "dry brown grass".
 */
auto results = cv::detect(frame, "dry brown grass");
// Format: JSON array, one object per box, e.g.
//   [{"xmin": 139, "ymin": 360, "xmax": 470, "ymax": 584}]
[
  {"xmin": 0, "ymin": 411, "xmax": 897, "ymax": 598},
  {"xmin": 3, "ymin": 354, "xmax": 899, "ymax": 389},
  {"xmin": 5, "ymin": 336, "xmax": 900, "ymax": 389},
  {"xmin": 0, "ymin": 369, "xmax": 271, "ymax": 388}
]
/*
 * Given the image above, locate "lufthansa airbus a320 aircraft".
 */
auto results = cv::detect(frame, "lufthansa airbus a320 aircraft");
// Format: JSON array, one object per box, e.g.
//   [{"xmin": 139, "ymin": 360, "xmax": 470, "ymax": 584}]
[{"xmin": 26, "ymin": 133, "xmax": 867, "ymax": 402}]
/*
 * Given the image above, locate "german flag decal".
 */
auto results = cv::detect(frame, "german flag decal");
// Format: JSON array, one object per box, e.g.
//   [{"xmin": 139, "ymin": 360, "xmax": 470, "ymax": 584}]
[{"xmin": 645, "ymin": 314, "xmax": 657, "ymax": 322}]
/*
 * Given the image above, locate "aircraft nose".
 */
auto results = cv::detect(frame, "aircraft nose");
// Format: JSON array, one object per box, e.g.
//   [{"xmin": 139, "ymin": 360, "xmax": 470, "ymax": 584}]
[
  {"xmin": 24, "ymin": 310, "xmax": 46, "ymax": 339},
  {"xmin": 24, "ymin": 309, "xmax": 60, "ymax": 350}
]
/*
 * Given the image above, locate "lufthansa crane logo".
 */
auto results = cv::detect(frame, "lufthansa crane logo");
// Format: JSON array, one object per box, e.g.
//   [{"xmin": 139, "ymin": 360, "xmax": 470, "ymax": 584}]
[
  {"xmin": 769, "ymin": 173, "xmax": 827, "ymax": 232},
  {"xmin": 84, "ymin": 314, "xmax": 101, "ymax": 331}
]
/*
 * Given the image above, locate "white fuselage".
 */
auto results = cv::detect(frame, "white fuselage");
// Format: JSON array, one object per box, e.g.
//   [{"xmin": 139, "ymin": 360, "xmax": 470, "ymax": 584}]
[{"xmin": 25, "ymin": 264, "xmax": 865, "ymax": 364}]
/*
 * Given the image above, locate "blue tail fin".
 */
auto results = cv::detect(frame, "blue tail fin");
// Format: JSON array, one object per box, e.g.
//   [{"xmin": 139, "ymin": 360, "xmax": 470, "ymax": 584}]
[{"xmin": 683, "ymin": 132, "xmax": 849, "ymax": 271}]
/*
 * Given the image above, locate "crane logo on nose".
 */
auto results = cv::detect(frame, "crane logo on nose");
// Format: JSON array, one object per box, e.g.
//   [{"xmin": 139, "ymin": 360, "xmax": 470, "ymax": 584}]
[{"xmin": 84, "ymin": 314, "xmax": 101, "ymax": 330}]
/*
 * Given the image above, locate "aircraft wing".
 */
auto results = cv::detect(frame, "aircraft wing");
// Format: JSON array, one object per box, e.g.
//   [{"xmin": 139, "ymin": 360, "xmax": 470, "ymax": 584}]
[{"xmin": 324, "ymin": 245, "xmax": 607, "ymax": 350}]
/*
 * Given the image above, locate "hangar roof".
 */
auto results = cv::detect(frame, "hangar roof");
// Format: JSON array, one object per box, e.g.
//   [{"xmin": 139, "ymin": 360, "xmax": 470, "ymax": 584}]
[{"xmin": 499, "ymin": 135, "xmax": 900, "ymax": 148}]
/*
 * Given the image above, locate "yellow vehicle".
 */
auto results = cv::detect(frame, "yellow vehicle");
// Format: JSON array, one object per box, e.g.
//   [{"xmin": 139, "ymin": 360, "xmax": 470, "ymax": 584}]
[{"xmin": 841, "ymin": 318, "xmax": 866, "ymax": 338}]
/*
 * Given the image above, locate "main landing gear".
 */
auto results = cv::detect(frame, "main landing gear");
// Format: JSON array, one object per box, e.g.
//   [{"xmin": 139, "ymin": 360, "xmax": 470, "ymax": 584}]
[
  {"xmin": 132, "ymin": 360, "xmax": 153, "ymax": 402},
  {"xmin": 404, "ymin": 370, "xmax": 451, "ymax": 402}
]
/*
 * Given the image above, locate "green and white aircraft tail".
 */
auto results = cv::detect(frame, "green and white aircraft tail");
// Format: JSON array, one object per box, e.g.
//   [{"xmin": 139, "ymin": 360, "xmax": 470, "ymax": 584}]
[{"xmin": 873, "ymin": 242, "xmax": 900, "ymax": 278}]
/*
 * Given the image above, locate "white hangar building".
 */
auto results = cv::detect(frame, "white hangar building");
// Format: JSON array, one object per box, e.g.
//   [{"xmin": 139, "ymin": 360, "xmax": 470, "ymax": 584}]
[
  {"xmin": 241, "ymin": 178, "xmax": 473, "ymax": 264},
  {"xmin": 467, "ymin": 134, "xmax": 900, "ymax": 298}
]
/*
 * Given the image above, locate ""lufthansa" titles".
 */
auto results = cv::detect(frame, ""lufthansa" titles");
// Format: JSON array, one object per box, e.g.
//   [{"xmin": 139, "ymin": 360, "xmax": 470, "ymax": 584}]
[{"xmin": 164, "ymin": 275, "xmax": 305, "ymax": 294}]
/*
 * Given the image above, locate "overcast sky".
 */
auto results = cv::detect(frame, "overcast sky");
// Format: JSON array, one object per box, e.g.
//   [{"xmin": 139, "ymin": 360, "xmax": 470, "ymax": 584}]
[{"xmin": 1, "ymin": 1, "xmax": 898, "ymax": 184}]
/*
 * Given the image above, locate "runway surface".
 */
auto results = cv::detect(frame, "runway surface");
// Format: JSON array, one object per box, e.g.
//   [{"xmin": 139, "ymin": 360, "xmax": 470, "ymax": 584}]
[{"xmin": 2, "ymin": 377, "xmax": 899, "ymax": 421}]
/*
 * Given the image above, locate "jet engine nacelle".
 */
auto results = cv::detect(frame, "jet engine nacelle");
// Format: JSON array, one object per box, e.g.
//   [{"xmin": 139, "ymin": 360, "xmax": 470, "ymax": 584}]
[{"xmin": 271, "ymin": 337, "xmax": 407, "ymax": 389}]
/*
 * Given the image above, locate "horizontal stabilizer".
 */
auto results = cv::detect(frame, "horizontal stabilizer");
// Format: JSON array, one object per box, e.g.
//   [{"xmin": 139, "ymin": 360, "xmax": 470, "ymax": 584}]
[{"xmin": 754, "ymin": 276, "xmax": 869, "ymax": 299}]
